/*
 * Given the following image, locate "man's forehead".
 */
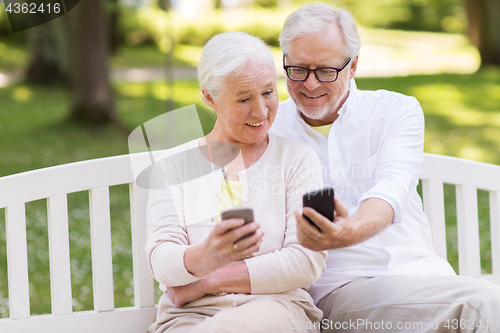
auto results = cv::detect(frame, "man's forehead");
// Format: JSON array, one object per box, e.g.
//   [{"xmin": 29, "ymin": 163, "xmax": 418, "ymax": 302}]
[{"xmin": 287, "ymin": 24, "xmax": 345, "ymax": 63}]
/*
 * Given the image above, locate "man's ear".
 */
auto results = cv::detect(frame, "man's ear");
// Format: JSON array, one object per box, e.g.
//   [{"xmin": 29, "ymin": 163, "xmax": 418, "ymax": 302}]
[
  {"xmin": 201, "ymin": 88, "xmax": 218, "ymax": 113},
  {"xmin": 349, "ymin": 55, "xmax": 359, "ymax": 79}
]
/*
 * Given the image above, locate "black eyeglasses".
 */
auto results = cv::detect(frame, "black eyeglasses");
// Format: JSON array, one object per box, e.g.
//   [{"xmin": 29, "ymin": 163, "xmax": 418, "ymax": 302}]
[{"xmin": 283, "ymin": 54, "xmax": 351, "ymax": 83}]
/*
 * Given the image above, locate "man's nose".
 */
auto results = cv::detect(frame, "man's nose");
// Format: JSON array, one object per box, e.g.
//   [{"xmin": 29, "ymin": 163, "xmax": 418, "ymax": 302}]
[{"xmin": 303, "ymin": 71, "xmax": 322, "ymax": 90}]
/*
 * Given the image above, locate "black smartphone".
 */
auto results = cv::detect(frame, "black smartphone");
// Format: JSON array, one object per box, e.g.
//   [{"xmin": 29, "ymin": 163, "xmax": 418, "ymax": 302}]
[
  {"xmin": 220, "ymin": 207, "xmax": 255, "ymax": 241},
  {"xmin": 302, "ymin": 187, "xmax": 335, "ymax": 226}
]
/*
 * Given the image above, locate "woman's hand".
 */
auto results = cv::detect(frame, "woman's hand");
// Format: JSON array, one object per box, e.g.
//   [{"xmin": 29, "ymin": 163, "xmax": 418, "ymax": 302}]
[
  {"xmin": 167, "ymin": 283, "xmax": 206, "ymax": 307},
  {"xmin": 167, "ymin": 260, "xmax": 252, "ymax": 307},
  {"xmin": 184, "ymin": 218, "xmax": 264, "ymax": 278}
]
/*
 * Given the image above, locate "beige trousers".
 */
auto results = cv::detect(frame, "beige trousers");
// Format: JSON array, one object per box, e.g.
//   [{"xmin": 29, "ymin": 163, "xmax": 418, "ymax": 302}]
[
  {"xmin": 150, "ymin": 292, "xmax": 323, "ymax": 333},
  {"xmin": 317, "ymin": 275, "xmax": 500, "ymax": 333}
]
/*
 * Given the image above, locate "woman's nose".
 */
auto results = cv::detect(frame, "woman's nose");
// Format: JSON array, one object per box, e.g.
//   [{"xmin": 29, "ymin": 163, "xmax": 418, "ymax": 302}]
[{"xmin": 253, "ymin": 97, "xmax": 268, "ymax": 118}]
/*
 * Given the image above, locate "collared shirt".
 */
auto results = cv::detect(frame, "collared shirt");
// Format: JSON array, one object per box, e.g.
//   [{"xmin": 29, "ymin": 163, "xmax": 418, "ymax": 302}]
[{"xmin": 269, "ymin": 79, "xmax": 456, "ymax": 303}]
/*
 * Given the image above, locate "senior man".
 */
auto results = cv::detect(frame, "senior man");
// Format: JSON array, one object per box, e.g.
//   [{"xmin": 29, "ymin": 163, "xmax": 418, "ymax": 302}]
[{"xmin": 270, "ymin": 3, "xmax": 500, "ymax": 332}]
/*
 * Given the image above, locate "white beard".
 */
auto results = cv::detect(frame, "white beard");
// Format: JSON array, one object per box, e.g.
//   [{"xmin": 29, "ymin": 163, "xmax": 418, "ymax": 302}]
[{"xmin": 295, "ymin": 100, "xmax": 333, "ymax": 120}]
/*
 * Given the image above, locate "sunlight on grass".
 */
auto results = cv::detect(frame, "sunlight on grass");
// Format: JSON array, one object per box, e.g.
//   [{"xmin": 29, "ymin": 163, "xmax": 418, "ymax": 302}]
[
  {"xmin": 174, "ymin": 44, "xmax": 202, "ymax": 67},
  {"xmin": 152, "ymin": 83, "xmax": 168, "ymax": 100},
  {"xmin": 12, "ymin": 86, "xmax": 32, "ymax": 102}
]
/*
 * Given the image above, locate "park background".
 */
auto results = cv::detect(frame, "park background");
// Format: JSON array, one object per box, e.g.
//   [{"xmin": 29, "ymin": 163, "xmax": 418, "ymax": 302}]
[{"xmin": 0, "ymin": 0, "xmax": 499, "ymax": 318}]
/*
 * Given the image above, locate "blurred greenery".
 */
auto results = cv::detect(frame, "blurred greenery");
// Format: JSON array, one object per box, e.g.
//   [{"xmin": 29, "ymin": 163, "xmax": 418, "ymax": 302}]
[{"xmin": 340, "ymin": 0, "xmax": 465, "ymax": 33}]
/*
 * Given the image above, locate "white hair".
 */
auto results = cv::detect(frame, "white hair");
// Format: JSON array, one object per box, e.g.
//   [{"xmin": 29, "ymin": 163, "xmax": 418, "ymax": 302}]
[
  {"xmin": 198, "ymin": 32, "xmax": 276, "ymax": 106},
  {"xmin": 279, "ymin": 3, "xmax": 361, "ymax": 58}
]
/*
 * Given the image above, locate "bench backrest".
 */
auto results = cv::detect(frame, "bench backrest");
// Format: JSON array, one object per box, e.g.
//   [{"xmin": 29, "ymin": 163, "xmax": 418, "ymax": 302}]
[
  {"xmin": 1, "ymin": 152, "xmax": 499, "ymax": 332},
  {"xmin": 420, "ymin": 153, "xmax": 500, "ymax": 285},
  {"xmin": 0, "ymin": 154, "xmax": 156, "ymax": 333}
]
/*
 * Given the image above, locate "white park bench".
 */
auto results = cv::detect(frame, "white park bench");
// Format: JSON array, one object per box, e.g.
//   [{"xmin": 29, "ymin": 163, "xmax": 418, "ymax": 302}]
[{"xmin": 0, "ymin": 152, "xmax": 499, "ymax": 332}]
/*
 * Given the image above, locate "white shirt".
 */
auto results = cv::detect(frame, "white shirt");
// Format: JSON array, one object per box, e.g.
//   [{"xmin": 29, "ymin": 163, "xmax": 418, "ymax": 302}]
[{"xmin": 269, "ymin": 79, "xmax": 455, "ymax": 304}]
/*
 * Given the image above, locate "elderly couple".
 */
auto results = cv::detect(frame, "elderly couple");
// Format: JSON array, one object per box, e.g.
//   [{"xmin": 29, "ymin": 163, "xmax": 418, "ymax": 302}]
[{"xmin": 146, "ymin": 3, "xmax": 500, "ymax": 333}]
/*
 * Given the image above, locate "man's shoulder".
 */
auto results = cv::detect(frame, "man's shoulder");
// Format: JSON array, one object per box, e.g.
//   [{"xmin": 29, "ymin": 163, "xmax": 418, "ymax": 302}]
[
  {"xmin": 270, "ymin": 133, "xmax": 315, "ymax": 156},
  {"xmin": 269, "ymin": 98, "xmax": 305, "ymax": 141},
  {"xmin": 276, "ymin": 97, "xmax": 298, "ymax": 119},
  {"xmin": 356, "ymin": 87, "xmax": 419, "ymax": 107}
]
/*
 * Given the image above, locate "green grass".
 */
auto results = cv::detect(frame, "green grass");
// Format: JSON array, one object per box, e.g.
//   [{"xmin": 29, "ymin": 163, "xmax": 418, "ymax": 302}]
[{"xmin": 1, "ymin": 68, "xmax": 499, "ymax": 317}]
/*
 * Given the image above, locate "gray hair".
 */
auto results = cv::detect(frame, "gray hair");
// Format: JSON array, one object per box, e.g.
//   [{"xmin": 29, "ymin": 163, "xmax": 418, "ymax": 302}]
[
  {"xmin": 198, "ymin": 32, "xmax": 276, "ymax": 106},
  {"xmin": 279, "ymin": 3, "xmax": 360, "ymax": 58}
]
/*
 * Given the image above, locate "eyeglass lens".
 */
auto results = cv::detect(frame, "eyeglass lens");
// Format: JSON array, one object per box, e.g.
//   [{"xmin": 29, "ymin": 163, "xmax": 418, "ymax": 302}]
[{"xmin": 286, "ymin": 67, "xmax": 338, "ymax": 82}]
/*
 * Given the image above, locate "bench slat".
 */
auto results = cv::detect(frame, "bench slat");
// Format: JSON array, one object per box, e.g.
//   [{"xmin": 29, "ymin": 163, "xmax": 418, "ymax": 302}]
[
  {"xmin": 89, "ymin": 187, "xmax": 115, "ymax": 312},
  {"xmin": 0, "ymin": 155, "xmax": 135, "ymax": 209},
  {"xmin": 490, "ymin": 191, "xmax": 500, "ymax": 276},
  {"xmin": 5, "ymin": 204, "xmax": 30, "ymax": 319},
  {"xmin": 422, "ymin": 179, "xmax": 447, "ymax": 260},
  {"xmin": 130, "ymin": 183, "xmax": 156, "ymax": 308},
  {"xmin": 47, "ymin": 195, "xmax": 73, "ymax": 315},
  {"xmin": 0, "ymin": 307, "xmax": 157, "ymax": 333},
  {"xmin": 455, "ymin": 185, "xmax": 481, "ymax": 276}
]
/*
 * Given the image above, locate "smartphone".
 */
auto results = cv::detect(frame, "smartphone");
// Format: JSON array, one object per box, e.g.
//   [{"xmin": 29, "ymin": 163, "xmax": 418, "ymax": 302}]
[
  {"xmin": 221, "ymin": 207, "xmax": 255, "ymax": 241},
  {"xmin": 302, "ymin": 187, "xmax": 335, "ymax": 226}
]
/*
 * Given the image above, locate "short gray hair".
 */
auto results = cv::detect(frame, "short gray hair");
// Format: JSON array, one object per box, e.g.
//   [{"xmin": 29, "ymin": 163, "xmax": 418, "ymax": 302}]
[
  {"xmin": 279, "ymin": 3, "xmax": 360, "ymax": 58},
  {"xmin": 198, "ymin": 32, "xmax": 276, "ymax": 106}
]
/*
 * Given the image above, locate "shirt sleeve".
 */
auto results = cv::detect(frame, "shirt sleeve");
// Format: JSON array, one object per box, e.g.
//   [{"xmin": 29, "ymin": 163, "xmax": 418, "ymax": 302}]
[
  {"xmin": 145, "ymin": 158, "xmax": 201, "ymax": 287},
  {"xmin": 358, "ymin": 96, "xmax": 424, "ymax": 224},
  {"xmin": 244, "ymin": 148, "xmax": 328, "ymax": 294}
]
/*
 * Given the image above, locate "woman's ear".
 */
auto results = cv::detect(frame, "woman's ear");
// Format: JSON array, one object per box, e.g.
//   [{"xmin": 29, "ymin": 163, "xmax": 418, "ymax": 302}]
[{"xmin": 201, "ymin": 88, "xmax": 218, "ymax": 113}]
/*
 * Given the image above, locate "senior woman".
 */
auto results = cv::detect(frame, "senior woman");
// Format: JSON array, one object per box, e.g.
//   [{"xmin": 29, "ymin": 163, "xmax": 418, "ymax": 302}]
[{"xmin": 146, "ymin": 32, "xmax": 326, "ymax": 333}]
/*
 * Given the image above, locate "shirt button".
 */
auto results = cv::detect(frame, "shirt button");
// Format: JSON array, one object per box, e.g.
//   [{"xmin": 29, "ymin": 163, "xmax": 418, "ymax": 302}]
[{"xmin": 243, "ymin": 198, "xmax": 249, "ymax": 203}]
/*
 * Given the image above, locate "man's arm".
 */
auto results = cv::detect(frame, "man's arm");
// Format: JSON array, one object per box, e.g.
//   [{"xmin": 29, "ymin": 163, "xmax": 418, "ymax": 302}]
[{"xmin": 295, "ymin": 197, "xmax": 393, "ymax": 251}]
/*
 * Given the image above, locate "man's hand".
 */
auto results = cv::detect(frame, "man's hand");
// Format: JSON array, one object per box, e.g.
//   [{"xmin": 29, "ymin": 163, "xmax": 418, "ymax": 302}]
[{"xmin": 295, "ymin": 197, "xmax": 393, "ymax": 251}]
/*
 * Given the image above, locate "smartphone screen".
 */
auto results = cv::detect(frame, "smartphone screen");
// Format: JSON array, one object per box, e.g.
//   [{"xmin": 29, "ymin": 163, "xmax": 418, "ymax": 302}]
[
  {"xmin": 302, "ymin": 187, "xmax": 335, "ymax": 225},
  {"xmin": 221, "ymin": 207, "xmax": 255, "ymax": 241}
]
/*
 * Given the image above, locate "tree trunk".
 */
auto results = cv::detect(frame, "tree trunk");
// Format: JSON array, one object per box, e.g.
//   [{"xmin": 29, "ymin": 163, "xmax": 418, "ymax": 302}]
[
  {"xmin": 107, "ymin": 0, "xmax": 121, "ymax": 55},
  {"xmin": 61, "ymin": 0, "xmax": 118, "ymax": 126},
  {"xmin": 25, "ymin": 21, "xmax": 65, "ymax": 84},
  {"xmin": 465, "ymin": 0, "xmax": 500, "ymax": 66}
]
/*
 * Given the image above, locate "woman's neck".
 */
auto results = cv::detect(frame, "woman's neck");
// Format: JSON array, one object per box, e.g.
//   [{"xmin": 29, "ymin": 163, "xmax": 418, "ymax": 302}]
[{"xmin": 202, "ymin": 131, "xmax": 269, "ymax": 179}]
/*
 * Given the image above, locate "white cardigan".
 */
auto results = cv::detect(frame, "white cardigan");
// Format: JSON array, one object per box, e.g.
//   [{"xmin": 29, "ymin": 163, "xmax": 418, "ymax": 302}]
[{"xmin": 146, "ymin": 134, "xmax": 327, "ymax": 299}]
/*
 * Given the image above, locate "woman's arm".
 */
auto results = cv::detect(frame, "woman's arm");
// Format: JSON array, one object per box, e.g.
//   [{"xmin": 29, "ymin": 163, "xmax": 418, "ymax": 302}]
[{"xmin": 167, "ymin": 261, "xmax": 251, "ymax": 307}]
